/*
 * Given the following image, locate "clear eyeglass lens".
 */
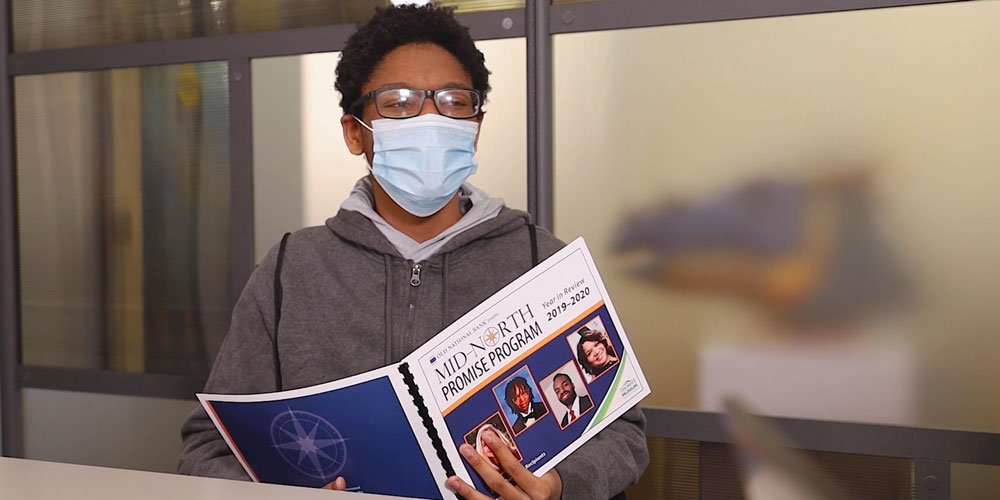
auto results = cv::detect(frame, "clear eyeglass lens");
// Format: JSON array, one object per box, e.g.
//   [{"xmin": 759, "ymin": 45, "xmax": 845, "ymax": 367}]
[
  {"xmin": 375, "ymin": 89, "xmax": 421, "ymax": 118},
  {"xmin": 374, "ymin": 89, "xmax": 479, "ymax": 119},
  {"xmin": 435, "ymin": 90, "xmax": 479, "ymax": 118}
]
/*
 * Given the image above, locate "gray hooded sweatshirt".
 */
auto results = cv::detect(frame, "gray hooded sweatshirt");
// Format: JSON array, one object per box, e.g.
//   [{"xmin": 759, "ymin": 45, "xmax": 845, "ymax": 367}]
[{"xmin": 178, "ymin": 202, "xmax": 648, "ymax": 499}]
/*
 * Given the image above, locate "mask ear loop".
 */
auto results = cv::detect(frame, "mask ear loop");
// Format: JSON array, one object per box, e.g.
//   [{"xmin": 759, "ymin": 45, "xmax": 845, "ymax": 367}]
[
  {"xmin": 353, "ymin": 115, "xmax": 373, "ymax": 132},
  {"xmin": 353, "ymin": 115, "xmax": 375, "ymax": 170}
]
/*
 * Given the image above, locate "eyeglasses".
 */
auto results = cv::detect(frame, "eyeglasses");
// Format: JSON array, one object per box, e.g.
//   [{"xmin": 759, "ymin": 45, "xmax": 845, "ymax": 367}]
[{"xmin": 350, "ymin": 87, "xmax": 483, "ymax": 120}]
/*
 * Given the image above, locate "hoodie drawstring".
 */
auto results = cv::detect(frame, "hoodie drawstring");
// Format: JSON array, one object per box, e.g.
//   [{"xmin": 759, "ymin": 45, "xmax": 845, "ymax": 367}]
[
  {"xmin": 441, "ymin": 253, "xmax": 450, "ymax": 330},
  {"xmin": 384, "ymin": 254, "xmax": 393, "ymax": 365}
]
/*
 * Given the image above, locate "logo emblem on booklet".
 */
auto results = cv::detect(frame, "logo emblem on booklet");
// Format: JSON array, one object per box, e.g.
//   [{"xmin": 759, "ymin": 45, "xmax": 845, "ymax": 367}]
[
  {"xmin": 483, "ymin": 327, "xmax": 501, "ymax": 346},
  {"xmin": 270, "ymin": 408, "xmax": 349, "ymax": 480},
  {"xmin": 620, "ymin": 379, "xmax": 638, "ymax": 398}
]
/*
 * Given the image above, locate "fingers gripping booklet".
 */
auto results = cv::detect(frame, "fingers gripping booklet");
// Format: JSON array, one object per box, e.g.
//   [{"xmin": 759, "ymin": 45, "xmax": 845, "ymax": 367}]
[{"xmin": 199, "ymin": 238, "xmax": 650, "ymax": 499}]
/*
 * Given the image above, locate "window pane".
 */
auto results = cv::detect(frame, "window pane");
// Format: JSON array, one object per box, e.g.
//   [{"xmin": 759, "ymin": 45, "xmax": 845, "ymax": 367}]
[
  {"xmin": 16, "ymin": 62, "xmax": 231, "ymax": 376},
  {"xmin": 440, "ymin": 0, "xmax": 524, "ymax": 11},
  {"xmin": 553, "ymin": 2, "xmax": 1000, "ymax": 432},
  {"xmin": 252, "ymin": 38, "xmax": 526, "ymax": 261},
  {"xmin": 12, "ymin": 0, "xmax": 520, "ymax": 53},
  {"xmin": 953, "ymin": 463, "xmax": 1000, "ymax": 500}
]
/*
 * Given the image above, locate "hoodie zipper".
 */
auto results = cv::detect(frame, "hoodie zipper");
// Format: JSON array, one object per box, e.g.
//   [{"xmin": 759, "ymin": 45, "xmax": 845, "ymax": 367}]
[
  {"xmin": 401, "ymin": 262, "xmax": 422, "ymax": 357},
  {"xmin": 409, "ymin": 263, "xmax": 422, "ymax": 287}
]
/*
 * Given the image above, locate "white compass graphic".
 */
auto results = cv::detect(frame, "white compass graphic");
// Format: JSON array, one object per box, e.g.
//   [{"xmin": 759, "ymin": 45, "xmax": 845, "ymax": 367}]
[{"xmin": 270, "ymin": 408, "xmax": 349, "ymax": 480}]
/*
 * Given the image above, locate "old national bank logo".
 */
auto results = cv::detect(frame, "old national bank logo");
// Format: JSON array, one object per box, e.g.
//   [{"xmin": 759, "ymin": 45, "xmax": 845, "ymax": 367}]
[
  {"xmin": 270, "ymin": 408, "xmax": 348, "ymax": 481},
  {"xmin": 482, "ymin": 327, "xmax": 501, "ymax": 346}
]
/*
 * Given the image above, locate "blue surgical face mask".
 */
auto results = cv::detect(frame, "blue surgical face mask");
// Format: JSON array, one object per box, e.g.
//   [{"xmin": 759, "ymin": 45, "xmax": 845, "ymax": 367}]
[{"xmin": 355, "ymin": 114, "xmax": 479, "ymax": 217}]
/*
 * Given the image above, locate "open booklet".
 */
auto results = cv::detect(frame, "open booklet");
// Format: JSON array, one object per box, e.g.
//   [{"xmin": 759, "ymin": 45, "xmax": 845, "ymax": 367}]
[{"xmin": 199, "ymin": 237, "xmax": 650, "ymax": 499}]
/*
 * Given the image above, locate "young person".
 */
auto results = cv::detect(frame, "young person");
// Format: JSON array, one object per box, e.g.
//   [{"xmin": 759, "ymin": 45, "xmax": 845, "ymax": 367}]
[
  {"xmin": 553, "ymin": 373, "xmax": 593, "ymax": 428},
  {"xmin": 505, "ymin": 376, "xmax": 547, "ymax": 433},
  {"xmin": 178, "ymin": 5, "xmax": 648, "ymax": 499},
  {"xmin": 576, "ymin": 326, "xmax": 620, "ymax": 381}
]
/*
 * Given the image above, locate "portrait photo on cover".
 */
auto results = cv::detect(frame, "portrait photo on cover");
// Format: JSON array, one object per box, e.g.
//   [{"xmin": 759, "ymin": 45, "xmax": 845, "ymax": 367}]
[
  {"xmin": 565, "ymin": 317, "xmax": 621, "ymax": 384},
  {"xmin": 540, "ymin": 362, "xmax": 594, "ymax": 429},
  {"xmin": 493, "ymin": 365, "xmax": 551, "ymax": 436}
]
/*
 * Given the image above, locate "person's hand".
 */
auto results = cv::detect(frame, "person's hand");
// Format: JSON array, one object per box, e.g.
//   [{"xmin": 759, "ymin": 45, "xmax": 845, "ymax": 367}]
[
  {"xmin": 446, "ymin": 429, "xmax": 562, "ymax": 500},
  {"xmin": 322, "ymin": 477, "xmax": 347, "ymax": 490}
]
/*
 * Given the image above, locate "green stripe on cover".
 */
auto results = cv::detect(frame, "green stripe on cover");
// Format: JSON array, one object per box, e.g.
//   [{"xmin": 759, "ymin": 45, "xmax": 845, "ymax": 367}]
[{"xmin": 587, "ymin": 351, "xmax": 627, "ymax": 432}]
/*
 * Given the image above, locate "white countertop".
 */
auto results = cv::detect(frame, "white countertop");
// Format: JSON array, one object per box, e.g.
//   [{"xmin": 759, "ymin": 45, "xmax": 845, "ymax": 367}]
[{"xmin": 0, "ymin": 457, "xmax": 414, "ymax": 500}]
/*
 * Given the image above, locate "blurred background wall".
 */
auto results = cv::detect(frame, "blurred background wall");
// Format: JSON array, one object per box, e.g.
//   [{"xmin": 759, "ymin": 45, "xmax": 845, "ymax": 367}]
[{"xmin": 550, "ymin": 1, "xmax": 1000, "ymax": 432}]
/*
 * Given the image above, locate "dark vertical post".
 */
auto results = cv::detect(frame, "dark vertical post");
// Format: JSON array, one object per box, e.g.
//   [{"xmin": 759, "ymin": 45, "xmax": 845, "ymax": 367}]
[
  {"xmin": 914, "ymin": 459, "xmax": 950, "ymax": 500},
  {"xmin": 0, "ymin": 0, "xmax": 25, "ymax": 457},
  {"xmin": 228, "ymin": 58, "xmax": 254, "ymax": 309},
  {"xmin": 526, "ymin": 0, "xmax": 553, "ymax": 231}
]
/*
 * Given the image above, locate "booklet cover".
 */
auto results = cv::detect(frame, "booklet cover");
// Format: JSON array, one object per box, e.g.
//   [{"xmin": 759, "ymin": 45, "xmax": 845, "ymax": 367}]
[{"xmin": 199, "ymin": 238, "xmax": 650, "ymax": 499}]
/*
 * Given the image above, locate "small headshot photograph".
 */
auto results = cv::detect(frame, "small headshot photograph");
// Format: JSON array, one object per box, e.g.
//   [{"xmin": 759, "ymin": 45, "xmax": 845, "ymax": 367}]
[
  {"xmin": 566, "ymin": 317, "xmax": 620, "ymax": 383},
  {"xmin": 462, "ymin": 413, "xmax": 523, "ymax": 469},
  {"xmin": 540, "ymin": 362, "xmax": 594, "ymax": 429},
  {"xmin": 492, "ymin": 366, "xmax": 550, "ymax": 435}
]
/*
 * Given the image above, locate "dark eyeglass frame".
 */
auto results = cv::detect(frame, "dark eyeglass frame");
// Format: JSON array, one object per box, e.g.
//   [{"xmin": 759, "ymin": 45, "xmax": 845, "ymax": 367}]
[{"xmin": 349, "ymin": 87, "xmax": 484, "ymax": 120}]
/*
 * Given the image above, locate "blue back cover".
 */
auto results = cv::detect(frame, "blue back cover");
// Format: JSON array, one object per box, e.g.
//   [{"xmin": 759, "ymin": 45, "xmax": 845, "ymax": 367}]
[{"xmin": 209, "ymin": 375, "xmax": 441, "ymax": 499}]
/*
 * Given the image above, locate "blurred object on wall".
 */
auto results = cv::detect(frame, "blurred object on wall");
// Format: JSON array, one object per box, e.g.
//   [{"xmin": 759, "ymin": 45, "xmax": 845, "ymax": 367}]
[
  {"xmin": 612, "ymin": 169, "xmax": 911, "ymax": 327},
  {"xmin": 724, "ymin": 397, "xmax": 851, "ymax": 500}
]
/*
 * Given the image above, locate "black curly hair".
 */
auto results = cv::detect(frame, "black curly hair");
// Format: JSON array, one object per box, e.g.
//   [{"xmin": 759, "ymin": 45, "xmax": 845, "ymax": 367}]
[
  {"xmin": 504, "ymin": 376, "xmax": 534, "ymax": 411},
  {"xmin": 335, "ymin": 3, "xmax": 491, "ymax": 115}
]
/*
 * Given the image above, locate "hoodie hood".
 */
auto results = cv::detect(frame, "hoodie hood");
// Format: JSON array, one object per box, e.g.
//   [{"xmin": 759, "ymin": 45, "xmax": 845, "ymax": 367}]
[{"xmin": 329, "ymin": 177, "xmax": 524, "ymax": 262}]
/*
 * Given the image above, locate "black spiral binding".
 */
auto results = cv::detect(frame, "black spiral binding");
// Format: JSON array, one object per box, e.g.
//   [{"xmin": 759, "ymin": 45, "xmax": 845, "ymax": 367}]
[{"xmin": 398, "ymin": 362, "xmax": 456, "ymax": 479}]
